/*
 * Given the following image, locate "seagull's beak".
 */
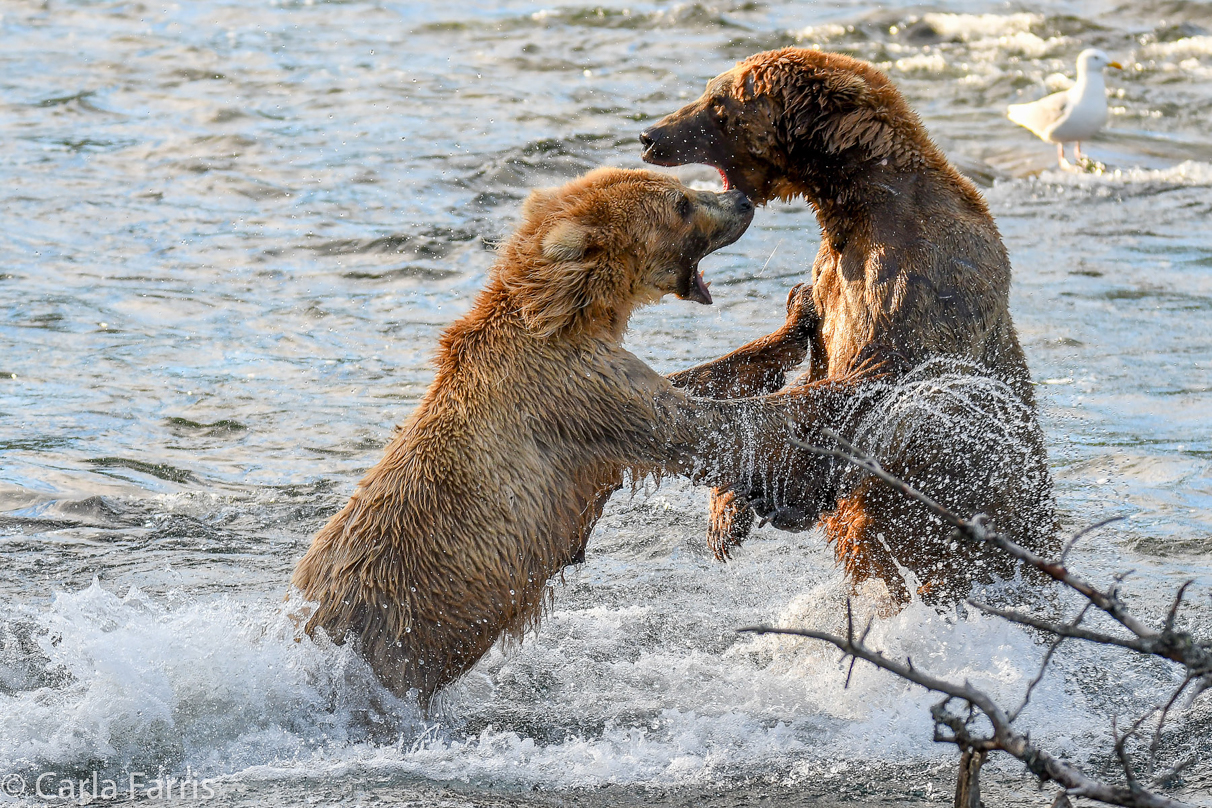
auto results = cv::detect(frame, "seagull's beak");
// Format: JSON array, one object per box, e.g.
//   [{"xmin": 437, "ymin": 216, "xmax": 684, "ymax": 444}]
[{"xmin": 1108, "ymin": 61, "xmax": 1123, "ymax": 69}]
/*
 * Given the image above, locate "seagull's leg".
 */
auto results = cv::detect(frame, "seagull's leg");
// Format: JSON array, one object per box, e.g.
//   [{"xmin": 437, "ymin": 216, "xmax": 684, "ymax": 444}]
[
  {"xmin": 1075, "ymin": 142, "xmax": 1085, "ymax": 163},
  {"xmin": 1056, "ymin": 142, "xmax": 1065, "ymax": 166}
]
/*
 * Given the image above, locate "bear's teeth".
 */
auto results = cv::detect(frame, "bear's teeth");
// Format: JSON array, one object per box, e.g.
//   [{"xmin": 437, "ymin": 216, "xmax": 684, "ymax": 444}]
[
  {"xmin": 694, "ymin": 268, "xmax": 713, "ymax": 304},
  {"xmin": 718, "ymin": 167, "xmax": 731, "ymax": 191}
]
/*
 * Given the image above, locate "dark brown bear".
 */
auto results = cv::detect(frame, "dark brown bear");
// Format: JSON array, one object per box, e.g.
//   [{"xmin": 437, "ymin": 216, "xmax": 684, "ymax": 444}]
[{"xmin": 642, "ymin": 48, "xmax": 1058, "ymax": 602}]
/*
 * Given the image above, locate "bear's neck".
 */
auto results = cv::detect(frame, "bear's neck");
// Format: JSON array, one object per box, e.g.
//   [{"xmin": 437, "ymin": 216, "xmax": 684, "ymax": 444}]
[
  {"xmin": 474, "ymin": 274, "xmax": 633, "ymax": 347},
  {"xmin": 814, "ymin": 166, "xmax": 901, "ymax": 251},
  {"xmin": 789, "ymin": 151, "xmax": 980, "ymax": 253}
]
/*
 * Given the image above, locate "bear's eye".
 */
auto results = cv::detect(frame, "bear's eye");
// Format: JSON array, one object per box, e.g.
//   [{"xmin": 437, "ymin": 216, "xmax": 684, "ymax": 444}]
[
  {"xmin": 676, "ymin": 195, "xmax": 692, "ymax": 219},
  {"xmin": 710, "ymin": 101, "xmax": 727, "ymax": 126}
]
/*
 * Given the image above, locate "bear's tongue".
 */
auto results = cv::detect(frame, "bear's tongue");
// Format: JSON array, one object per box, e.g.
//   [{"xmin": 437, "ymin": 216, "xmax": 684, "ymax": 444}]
[
  {"xmin": 693, "ymin": 267, "xmax": 713, "ymax": 305},
  {"xmin": 717, "ymin": 167, "xmax": 731, "ymax": 191}
]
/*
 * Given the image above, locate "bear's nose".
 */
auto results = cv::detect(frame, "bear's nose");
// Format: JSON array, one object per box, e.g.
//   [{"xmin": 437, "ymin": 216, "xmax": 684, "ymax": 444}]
[
  {"xmin": 735, "ymin": 194, "xmax": 754, "ymax": 213},
  {"xmin": 639, "ymin": 129, "xmax": 655, "ymax": 150}
]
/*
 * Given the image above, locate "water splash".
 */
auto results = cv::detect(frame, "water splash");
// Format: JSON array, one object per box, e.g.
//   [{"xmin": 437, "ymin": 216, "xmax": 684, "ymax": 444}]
[{"xmin": 0, "ymin": 581, "xmax": 422, "ymax": 780}]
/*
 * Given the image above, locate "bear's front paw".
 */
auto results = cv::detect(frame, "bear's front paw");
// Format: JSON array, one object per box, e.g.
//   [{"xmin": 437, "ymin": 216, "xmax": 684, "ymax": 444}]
[
  {"xmin": 706, "ymin": 488, "xmax": 754, "ymax": 561},
  {"xmin": 781, "ymin": 282, "xmax": 819, "ymax": 342}
]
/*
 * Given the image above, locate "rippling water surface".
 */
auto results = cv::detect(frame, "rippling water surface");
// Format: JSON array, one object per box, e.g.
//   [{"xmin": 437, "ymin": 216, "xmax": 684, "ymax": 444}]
[{"xmin": 1, "ymin": 1, "xmax": 1211, "ymax": 805}]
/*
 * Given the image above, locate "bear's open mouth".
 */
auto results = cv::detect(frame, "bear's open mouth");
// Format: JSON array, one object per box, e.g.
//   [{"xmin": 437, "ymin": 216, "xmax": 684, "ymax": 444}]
[{"xmin": 716, "ymin": 166, "xmax": 731, "ymax": 191}]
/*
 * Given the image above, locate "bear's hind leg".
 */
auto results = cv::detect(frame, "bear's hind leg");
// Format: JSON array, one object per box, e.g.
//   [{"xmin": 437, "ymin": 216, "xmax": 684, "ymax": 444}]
[{"xmin": 823, "ymin": 484, "xmax": 917, "ymax": 606}]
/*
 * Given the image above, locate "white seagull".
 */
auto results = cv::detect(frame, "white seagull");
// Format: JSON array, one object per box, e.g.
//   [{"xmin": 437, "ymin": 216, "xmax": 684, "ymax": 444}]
[{"xmin": 1007, "ymin": 48, "xmax": 1122, "ymax": 167}]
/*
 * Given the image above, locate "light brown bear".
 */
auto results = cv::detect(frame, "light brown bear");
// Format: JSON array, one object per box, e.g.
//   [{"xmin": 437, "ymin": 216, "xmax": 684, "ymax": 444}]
[
  {"xmin": 641, "ymin": 48, "xmax": 1058, "ymax": 603},
  {"xmin": 291, "ymin": 167, "xmax": 849, "ymax": 707}
]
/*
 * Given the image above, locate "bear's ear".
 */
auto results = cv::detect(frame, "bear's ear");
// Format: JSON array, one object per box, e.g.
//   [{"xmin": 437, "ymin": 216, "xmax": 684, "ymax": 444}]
[
  {"xmin": 522, "ymin": 187, "xmax": 559, "ymax": 221},
  {"xmin": 822, "ymin": 70, "xmax": 868, "ymax": 106},
  {"xmin": 786, "ymin": 69, "xmax": 888, "ymax": 156},
  {"xmin": 541, "ymin": 220, "xmax": 592, "ymax": 262},
  {"xmin": 737, "ymin": 70, "xmax": 757, "ymax": 101}
]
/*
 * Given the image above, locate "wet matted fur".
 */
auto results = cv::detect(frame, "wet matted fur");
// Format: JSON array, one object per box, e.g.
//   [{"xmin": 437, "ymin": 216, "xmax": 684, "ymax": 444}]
[
  {"xmin": 290, "ymin": 167, "xmax": 846, "ymax": 706},
  {"xmin": 642, "ymin": 48, "xmax": 1058, "ymax": 602}
]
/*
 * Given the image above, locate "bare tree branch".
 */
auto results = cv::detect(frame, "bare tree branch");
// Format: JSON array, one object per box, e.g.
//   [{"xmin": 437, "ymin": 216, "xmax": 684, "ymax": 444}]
[
  {"xmin": 786, "ymin": 426, "xmax": 1212, "ymax": 675},
  {"xmin": 1164, "ymin": 581, "xmax": 1195, "ymax": 636},
  {"xmin": 758, "ymin": 425, "xmax": 1212, "ymax": 808},
  {"xmin": 739, "ymin": 621, "xmax": 1195, "ymax": 808},
  {"xmin": 1112, "ymin": 711, "xmax": 1153, "ymax": 794},
  {"xmin": 1150, "ymin": 676, "xmax": 1195, "ymax": 774},
  {"xmin": 966, "ymin": 601, "xmax": 1152, "ymax": 654},
  {"xmin": 1151, "ymin": 751, "xmax": 1199, "ymax": 789},
  {"xmin": 788, "ymin": 425, "xmax": 966, "ymax": 530},
  {"xmin": 1053, "ymin": 792, "xmax": 1076, "ymax": 808}
]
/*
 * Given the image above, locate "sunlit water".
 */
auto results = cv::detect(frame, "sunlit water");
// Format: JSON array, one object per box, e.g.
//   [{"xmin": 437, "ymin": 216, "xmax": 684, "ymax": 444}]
[{"xmin": 1, "ymin": 1, "xmax": 1210, "ymax": 805}]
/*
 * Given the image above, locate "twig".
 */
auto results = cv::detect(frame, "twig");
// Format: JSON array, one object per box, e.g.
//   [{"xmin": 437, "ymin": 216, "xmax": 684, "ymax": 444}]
[
  {"xmin": 1150, "ymin": 676, "xmax": 1195, "ymax": 773},
  {"xmin": 966, "ymin": 601, "xmax": 1153, "ymax": 655},
  {"xmin": 788, "ymin": 426, "xmax": 965, "ymax": 530},
  {"xmin": 1151, "ymin": 751, "xmax": 1199, "ymax": 788},
  {"xmin": 1112, "ymin": 711, "xmax": 1153, "ymax": 794},
  {"xmin": 1164, "ymin": 581, "xmax": 1194, "ymax": 635},
  {"xmin": 1062, "ymin": 516, "xmax": 1126, "ymax": 562},
  {"xmin": 1008, "ymin": 601, "xmax": 1093, "ymax": 723},
  {"xmin": 758, "ymin": 238, "xmax": 783, "ymax": 277}
]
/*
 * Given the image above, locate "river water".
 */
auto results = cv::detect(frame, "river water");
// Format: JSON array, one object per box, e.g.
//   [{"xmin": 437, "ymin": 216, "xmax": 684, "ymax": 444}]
[{"xmin": 1, "ymin": 0, "xmax": 1210, "ymax": 805}]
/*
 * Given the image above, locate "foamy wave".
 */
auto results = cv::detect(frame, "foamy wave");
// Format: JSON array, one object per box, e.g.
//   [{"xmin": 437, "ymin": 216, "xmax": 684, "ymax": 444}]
[
  {"xmin": 894, "ymin": 53, "xmax": 948, "ymax": 74},
  {"xmin": 792, "ymin": 23, "xmax": 848, "ymax": 44},
  {"xmin": 979, "ymin": 31, "xmax": 1060, "ymax": 59},
  {"xmin": 1034, "ymin": 160, "xmax": 1212, "ymax": 187},
  {"xmin": 924, "ymin": 13, "xmax": 1062, "ymax": 60},
  {"xmin": 233, "ymin": 578, "xmax": 1100, "ymax": 788},
  {"xmin": 919, "ymin": 12, "xmax": 1042, "ymax": 40},
  {"xmin": 1142, "ymin": 35, "xmax": 1212, "ymax": 61},
  {"xmin": 279, "ymin": 709, "xmax": 811, "ymax": 787}
]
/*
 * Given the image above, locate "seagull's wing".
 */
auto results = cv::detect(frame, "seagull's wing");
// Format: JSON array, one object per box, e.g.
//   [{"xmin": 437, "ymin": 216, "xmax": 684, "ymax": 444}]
[{"xmin": 1007, "ymin": 90, "xmax": 1071, "ymax": 139}]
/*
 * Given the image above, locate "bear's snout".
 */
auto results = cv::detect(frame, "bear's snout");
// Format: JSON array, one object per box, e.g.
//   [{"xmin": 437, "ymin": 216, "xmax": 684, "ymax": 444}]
[
  {"xmin": 639, "ymin": 114, "xmax": 713, "ymax": 168},
  {"xmin": 637, "ymin": 127, "xmax": 662, "ymax": 163},
  {"xmin": 697, "ymin": 188, "xmax": 754, "ymax": 252}
]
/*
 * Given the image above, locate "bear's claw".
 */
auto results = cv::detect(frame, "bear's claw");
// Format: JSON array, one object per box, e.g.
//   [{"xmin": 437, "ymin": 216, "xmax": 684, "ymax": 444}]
[{"xmin": 706, "ymin": 488, "xmax": 755, "ymax": 561}]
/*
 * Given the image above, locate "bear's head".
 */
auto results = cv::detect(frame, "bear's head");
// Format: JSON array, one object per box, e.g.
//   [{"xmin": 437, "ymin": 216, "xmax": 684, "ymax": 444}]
[
  {"xmin": 640, "ymin": 48, "xmax": 927, "ymax": 205},
  {"xmin": 498, "ymin": 167, "xmax": 753, "ymax": 338}
]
